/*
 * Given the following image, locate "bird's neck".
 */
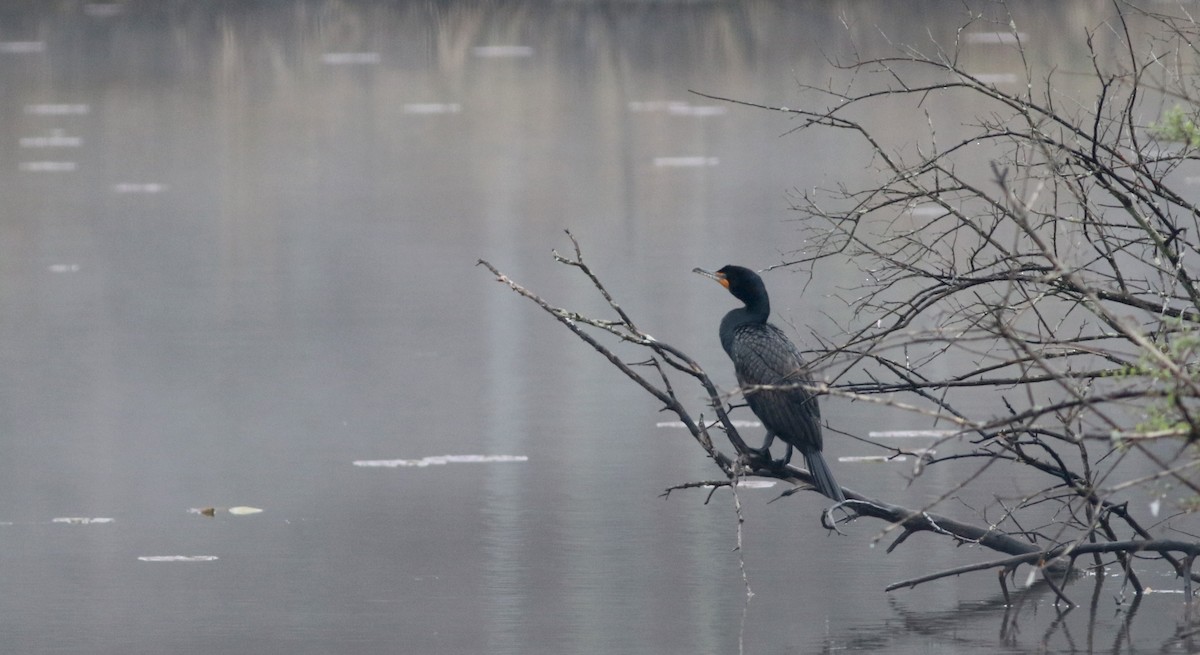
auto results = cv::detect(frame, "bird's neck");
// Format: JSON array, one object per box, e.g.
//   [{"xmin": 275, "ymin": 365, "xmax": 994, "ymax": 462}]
[
  {"xmin": 718, "ymin": 302, "xmax": 770, "ymax": 354},
  {"xmin": 739, "ymin": 294, "xmax": 770, "ymax": 323},
  {"xmin": 733, "ymin": 282, "xmax": 770, "ymax": 323}
]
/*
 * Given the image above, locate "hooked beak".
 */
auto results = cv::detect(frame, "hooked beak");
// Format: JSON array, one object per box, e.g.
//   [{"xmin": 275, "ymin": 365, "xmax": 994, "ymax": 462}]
[{"xmin": 692, "ymin": 267, "xmax": 729, "ymax": 289}]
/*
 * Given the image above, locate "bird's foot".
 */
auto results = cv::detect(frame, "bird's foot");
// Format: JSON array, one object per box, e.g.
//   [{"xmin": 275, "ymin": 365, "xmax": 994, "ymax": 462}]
[
  {"xmin": 821, "ymin": 500, "xmax": 858, "ymax": 533},
  {"xmin": 748, "ymin": 447, "xmax": 790, "ymax": 470}
]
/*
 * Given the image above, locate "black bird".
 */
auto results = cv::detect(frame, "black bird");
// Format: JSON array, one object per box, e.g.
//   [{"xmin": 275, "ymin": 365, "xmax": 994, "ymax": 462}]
[{"xmin": 694, "ymin": 265, "xmax": 845, "ymax": 502}]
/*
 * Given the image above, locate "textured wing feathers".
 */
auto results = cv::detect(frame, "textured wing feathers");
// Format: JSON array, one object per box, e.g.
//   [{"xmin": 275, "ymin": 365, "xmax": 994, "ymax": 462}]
[{"xmin": 730, "ymin": 323, "xmax": 823, "ymax": 453}]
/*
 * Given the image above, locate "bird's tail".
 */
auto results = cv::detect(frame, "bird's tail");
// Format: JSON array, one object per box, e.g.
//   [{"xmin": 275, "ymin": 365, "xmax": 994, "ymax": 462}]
[{"xmin": 802, "ymin": 451, "xmax": 846, "ymax": 502}]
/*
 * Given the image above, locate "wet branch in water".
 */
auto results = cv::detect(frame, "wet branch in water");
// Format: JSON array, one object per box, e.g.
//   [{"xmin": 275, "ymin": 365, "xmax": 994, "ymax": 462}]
[
  {"xmin": 481, "ymin": 234, "xmax": 1058, "ymax": 577},
  {"xmin": 481, "ymin": 5, "xmax": 1200, "ymax": 606}
]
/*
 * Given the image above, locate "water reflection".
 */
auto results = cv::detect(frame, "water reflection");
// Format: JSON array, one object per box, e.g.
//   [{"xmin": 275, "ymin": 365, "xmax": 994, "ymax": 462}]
[
  {"xmin": 0, "ymin": 1, "xmax": 1191, "ymax": 653},
  {"xmin": 867, "ymin": 581, "xmax": 1197, "ymax": 655}
]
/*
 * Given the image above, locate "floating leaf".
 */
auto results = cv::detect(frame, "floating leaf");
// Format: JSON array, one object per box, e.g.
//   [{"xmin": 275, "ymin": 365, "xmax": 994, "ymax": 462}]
[{"xmin": 188, "ymin": 507, "xmax": 217, "ymax": 517}]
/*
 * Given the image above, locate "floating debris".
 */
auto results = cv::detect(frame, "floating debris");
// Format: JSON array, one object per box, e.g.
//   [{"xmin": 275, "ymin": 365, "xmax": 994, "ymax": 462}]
[
  {"xmin": 138, "ymin": 555, "xmax": 218, "ymax": 563},
  {"xmin": 52, "ymin": 517, "xmax": 114, "ymax": 525},
  {"xmin": 48, "ymin": 264, "xmax": 80, "ymax": 273},
  {"xmin": 353, "ymin": 454, "xmax": 529, "ymax": 468}
]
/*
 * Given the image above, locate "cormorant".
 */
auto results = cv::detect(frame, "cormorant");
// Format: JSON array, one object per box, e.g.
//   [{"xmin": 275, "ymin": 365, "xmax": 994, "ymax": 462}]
[{"xmin": 694, "ymin": 265, "xmax": 845, "ymax": 502}]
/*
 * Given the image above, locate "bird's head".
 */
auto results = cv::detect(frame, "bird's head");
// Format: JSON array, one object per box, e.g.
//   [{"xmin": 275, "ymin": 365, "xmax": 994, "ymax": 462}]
[{"xmin": 692, "ymin": 265, "xmax": 768, "ymax": 307}]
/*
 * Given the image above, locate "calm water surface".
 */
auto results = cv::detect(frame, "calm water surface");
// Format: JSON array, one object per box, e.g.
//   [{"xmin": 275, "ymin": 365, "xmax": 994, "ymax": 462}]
[{"xmin": 0, "ymin": 2, "xmax": 1194, "ymax": 653}]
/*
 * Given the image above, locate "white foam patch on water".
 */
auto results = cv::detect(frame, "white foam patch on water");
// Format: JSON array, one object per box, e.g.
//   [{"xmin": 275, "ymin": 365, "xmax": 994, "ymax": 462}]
[
  {"xmin": 970, "ymin": 72, "xmax": 1019, "ymax": 84},
  {"xmin": 354, "ymin": 454, "xmax": 529, "ymax": 468},
  {"xmin": 653, "ymin": 156, "xmax": 719, "ymax": 167},
  {"xmin": 84, "ymin": 3, "xmax": 124, "ymax": 17},
  {"xmin": 52, "ymin": 517, "xmax": 113, "ymax": 525},
  {"xmin": 628, "ymin": 100, "xmax": 675, "ymax": 112},
  {"xmin": 868, "ymin": 430, "xmax": 961, "ymax": 438},
  {"xmin": 0, "ymin": 41, "xmax": 45, "ymax": 54},
  {"xmin": 628, "ymin": 101, "xmax": 726, "ymax": 117},
  {"xmin": 228, "ymin": 506, "xmax": 263, "ymax": 515},
  {"xmin": 321, "ymin": 52, "xmax": 380, "ymax": 65},
  {"xmin": 24, "ymin": 103, "xmax": 89, "ymax": 115},
  {"xmin": 19, "ymin": 161, "xmax": 76, "ymax": 172},
  {"xmin": 668, "ymin": 104, "xmax": 725, "ymax": 117},
  {"xmin": 472, "ymin": 45, "xmax": 534, "ymax": 58},
  {"xmin": 703, "ymin": 480, "xmax": 777, "ymax": 489},
  {"xmin": 20, "ymin": 132, "xmax": 81, "ymax": 148},
  {"xmin": 114, "ymin": 183, "xmax": 168, "ymax": 193},
  {"xmin": 138, "ymin": 555, "xmax": 219, "ymax": 563},
  {"xmin": 962, "ymin": 32, "xmax": 1027, "ymax": 45},
  {"xmin": 656, "ymin": 419, "xmax": 762, "ymax": 429},
  {"xmin": 909, "ymin": 206, "xmax": 945, "ymax": 217},
  {"xmin": 403, "ymin": 103, "xmax": 462, "ymax": 115}
]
